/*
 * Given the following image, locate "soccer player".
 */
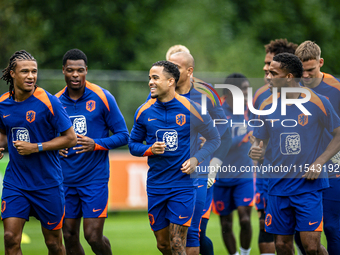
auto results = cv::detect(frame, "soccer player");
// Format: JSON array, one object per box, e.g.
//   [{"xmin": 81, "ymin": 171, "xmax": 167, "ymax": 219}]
[
  {"xmin": 129, "ymin": 61, "xmax": 221, "ymax": 255},
  {"xmin": 252, "ymin": 38, "xmax": 298, "ymax": 255},
  {"xmin": 0, "ymin": 50, "xmax": 77, "ymax": 255},
  {"xmin": 167, "ymin": 51, "xmax": 231, "ymax": 255},
  {"xmin": 250, "ymin": 52, "xmax": 340, "ymax": 255},
  {"xmin": 295, "ymin": 40, "xmax": 340, "ymax": 255},
  {"xmin": 56, "ymin": 49, "xmax": 129, "ymax": 255},
  {"xmin": 214, "ymin": 73, "xmax": 253, "ymax": 255},
  {"xmin": 165, "ymin": 44, "xmax": 190, "ymax": 61}
]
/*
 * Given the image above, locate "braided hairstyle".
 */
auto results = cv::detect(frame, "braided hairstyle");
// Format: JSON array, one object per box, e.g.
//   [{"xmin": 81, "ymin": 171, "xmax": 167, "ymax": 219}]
[{"xmin": 1, "ymin": 50, "xmax": 37, "ymax": 99}]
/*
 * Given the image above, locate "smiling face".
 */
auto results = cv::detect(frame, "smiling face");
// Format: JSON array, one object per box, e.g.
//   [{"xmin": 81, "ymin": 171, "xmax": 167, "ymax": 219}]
[
  {"xmin": 149, "ymin": 66, "xmax": 175, "ymax": 102},
  {"xmin": 62, "ymin": 59, "xmax": 87, "ymax": 91},
  {"xmin": 10, "ymin": 60, "xmax": 38, "ymax": 95},
  {"xmin": 301, "ymin": 58, "xmax": 324, "ymax": 88}
]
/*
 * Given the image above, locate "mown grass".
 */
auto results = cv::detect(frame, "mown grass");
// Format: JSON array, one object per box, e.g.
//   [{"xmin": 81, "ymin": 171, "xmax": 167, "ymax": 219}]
[{"xmin": 0, "ymin": 208, "xmax": 327, "ymax": 254}]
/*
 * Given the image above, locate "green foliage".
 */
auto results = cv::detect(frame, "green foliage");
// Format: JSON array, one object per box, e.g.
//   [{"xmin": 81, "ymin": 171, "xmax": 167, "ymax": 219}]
[{"xmin": 1, "ymin": 0, "xmax": 340, "ymax": 77}]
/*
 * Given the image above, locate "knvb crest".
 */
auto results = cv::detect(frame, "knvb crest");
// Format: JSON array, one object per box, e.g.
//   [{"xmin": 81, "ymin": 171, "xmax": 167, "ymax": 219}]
[
  {"xmin": 26, "ymin": 110, "xmax": 36, "ymax": 123},
  {"xmin": 298, "ymin": 113, "xmax": 308, "ymax": 126},
  {"xmin": 176, "ymin": 114, "xmax": 186, "ymax": 126},
  {"xmin": 86, "ymin": 100, "xmax": 96, "ymax": 112}
]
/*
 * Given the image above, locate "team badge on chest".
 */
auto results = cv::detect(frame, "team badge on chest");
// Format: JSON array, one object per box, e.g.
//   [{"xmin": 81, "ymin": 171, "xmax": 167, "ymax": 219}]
[
  {"xmin": 86, "ymin": 100, "xmax": 96, "ymax": 112},
  {"xmin": 26, "ymin": 110, "xmax": 36, "ymax": 123},
  {"xmin": 176, "ymin": 114, "xmax": 186, "ymax": 126},
  {"xmin": 298, "ymin": 113, "xmax": 308, "ymax": 126}
]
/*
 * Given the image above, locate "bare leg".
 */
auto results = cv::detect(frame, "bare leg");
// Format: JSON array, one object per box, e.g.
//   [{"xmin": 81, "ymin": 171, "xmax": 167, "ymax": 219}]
[
  {"xmin": 41, "ymin": 226, "xmax": 65, "ymax": 255},
  {"xmin": 3, "ymin": 217, "xmax": 26, "ymax": 255},
  {"xmin": 170, "ymin": 223, "xmax": 188, "ymax": 255},
  {"xmin": 154, "ymin": 226, "xmax": 171, "ymax": 255},
  {"xmin": 83, "ymin": 218, "xmax": 112, "ymax": 255},
  {"xmin": 220, "ymin": 214, "xmax": 236, "ymax": 254},
  {"xmin": 186, "ymin": 246, "xmax": 199, "ymax": 255},
  {"xmin": 237, "ymin": 206, "xmax": 252, "ymax": 249},
  {"xmin": 62, "ymin": 218, "xmax": 85, "ymax": 255},
  {"xmin": 300, "ymin": 231, "xmax": 328, "ymax": 255},
  {"xmin": 274, "ymin": 234, "xmax": 294, "ymax": 255}
]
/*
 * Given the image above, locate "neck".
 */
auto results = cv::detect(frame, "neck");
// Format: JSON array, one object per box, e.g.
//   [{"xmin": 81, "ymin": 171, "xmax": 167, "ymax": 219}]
[
  {"xmin": 285, "ymin": 82, "xmax": 301, "ymax": 99},
  {"xmin": 158, "ymin": 90, "xmax": 176, "ymax": 103},
  {"xmin": 13, "ymin": 87, "xmax": 35, "ymax": 102},
  {"xmin": 68, "ymin": 86, "xmax": 85, "ymax": 100},
  {"xmin": 175, "ymin": 80, "xmax": 191, "ymax": 95}
]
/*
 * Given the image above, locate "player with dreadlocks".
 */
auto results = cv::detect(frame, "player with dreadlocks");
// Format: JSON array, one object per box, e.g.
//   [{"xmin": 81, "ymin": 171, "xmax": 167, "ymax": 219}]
[{"xmin": 0, "ymin": 50, "xmax": 77, "ymax": 255}]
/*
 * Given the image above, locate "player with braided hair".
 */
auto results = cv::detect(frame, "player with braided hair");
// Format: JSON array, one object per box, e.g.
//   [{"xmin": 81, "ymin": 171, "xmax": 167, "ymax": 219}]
[
  {"xmin": 1, "ymin": 50, "xmax": 37, "ymax": 99},
  {"xmin": 0, "ymin": 50, "xmax": 77, "ymax": 255}
]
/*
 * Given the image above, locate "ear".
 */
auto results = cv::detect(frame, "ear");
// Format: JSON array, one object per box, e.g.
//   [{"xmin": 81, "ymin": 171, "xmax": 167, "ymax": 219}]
[
  {"xmin": 286, "ymin": 73, "xmax": 294, "ymax": 82},
  {"xmin": 10, "ymin": 70, "xmax": 15, "ymax": 79},
  {"xmin": 187, "ymin": 67, "xmax": 193, "ymax": 77},
  {"xmin": 319, "ymin": 58, "xmax": 324, "ymax": 68},
  {"xmin": 168, "ymin": 77, "xmax": 175, "ymax": 87},
  {"xmin": 62, "ymin": 65, "xmax": 65, "ymax": 74}
]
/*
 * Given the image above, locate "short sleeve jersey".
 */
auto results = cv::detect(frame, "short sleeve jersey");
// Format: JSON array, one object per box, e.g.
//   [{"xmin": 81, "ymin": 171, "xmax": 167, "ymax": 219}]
[
  {"xmin": 0, "ymin": 88, "xmax": 72, "ymax": 190},
  {"xmin": 253, "ymin": 88, "xmax": 340, "ymax": 195},
  {"xmin": 56, "ymin": 81, "xmax": 129, "ymax": 186}
]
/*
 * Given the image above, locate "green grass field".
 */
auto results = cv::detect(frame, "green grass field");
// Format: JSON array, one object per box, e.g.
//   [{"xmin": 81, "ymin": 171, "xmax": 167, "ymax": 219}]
[{"xmin": 0, "ymin": 208, "xmax": 327, "ymax": 254}]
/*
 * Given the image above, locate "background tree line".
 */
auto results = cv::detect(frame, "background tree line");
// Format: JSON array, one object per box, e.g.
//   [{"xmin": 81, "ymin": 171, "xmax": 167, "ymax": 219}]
[
  {"xmin": 1, "ymin": 0, "xmax": 340, "ymax": 74},
  {"xmin": 1, "ymin": 0, "xmax": 340, "ymax": 130}
]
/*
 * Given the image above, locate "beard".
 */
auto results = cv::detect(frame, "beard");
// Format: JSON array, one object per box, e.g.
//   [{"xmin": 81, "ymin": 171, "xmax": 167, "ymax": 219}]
[{"xmin": 150, "ymin": 94, "xmax": 158, "ymax": 99}]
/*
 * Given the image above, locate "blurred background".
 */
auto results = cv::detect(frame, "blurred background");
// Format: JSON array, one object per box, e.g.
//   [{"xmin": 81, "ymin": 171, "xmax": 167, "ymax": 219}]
[
  {"xmin": 0, "ymin": 0, "xmax": 338, "ymax": 253},
  {"xmin": 2, "ymin": 0, "xmax": 340, "ymax": 133}
]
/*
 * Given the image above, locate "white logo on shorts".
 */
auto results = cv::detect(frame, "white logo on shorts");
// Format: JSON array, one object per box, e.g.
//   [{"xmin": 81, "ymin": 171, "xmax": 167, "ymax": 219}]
[
  {"xmin": 12, "ymin": 127, "xmax": 30, "ymax": 143},
  {"xmin": 156, "ymin": 129, "xmax": 178, "ymax": 151},
  {"xmin": 280, "ymin": 132, "xmax": 301, "ymax": 155},
  {"xmin": 71, "ymin": 115, "xmax": 87, "ymax": 135}
]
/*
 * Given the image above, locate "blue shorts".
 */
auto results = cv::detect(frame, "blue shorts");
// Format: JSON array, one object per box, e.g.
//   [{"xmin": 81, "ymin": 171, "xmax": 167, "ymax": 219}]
[
  {"xmin": 147, "ymin": 187, "xmax": 196, "ymax": 232},
  {"xmin": 265, "ymin": 191, "xmax": 323, "ymax": 235},
  {"xmin": 64, "ymin": 183, "xmax": 108, "ymax": 219},
  {"xmin": 1, "ymin": 183, "xmax": 65, "ymax": 230},
  {"xmin": 187, "ymin": 178, "xmax": 207, "ymax": 247},
  {"xmin": 255, "ymin": 177, "xmax": 269, "ymax": 211},
  {"xmin": 213, "ymin": 179, "xmax": 254, "ymax": 216},
  {"xmin": 202, "ymin": 184, "xmax": 214, "ymax": 220}
]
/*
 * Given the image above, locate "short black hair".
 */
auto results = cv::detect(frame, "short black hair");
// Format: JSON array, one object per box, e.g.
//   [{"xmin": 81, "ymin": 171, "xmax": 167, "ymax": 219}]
[
  {"xmin": 273, "ymin": 53, "xmax": 303, "ymax": 79},
  {"xmin": 152, "ymin": 61, "xmax": 180, "ymax": 84},
  {"xmin": 62, "ymin": 49, "xmax": 87, "ymax": 66},
  {"xmin": 265, "ymin": 39, "xmax": 298, "ymax": 55},
  {"xmin": 223, "ymin": 73, "xmax": 249, "ymax": 95}
]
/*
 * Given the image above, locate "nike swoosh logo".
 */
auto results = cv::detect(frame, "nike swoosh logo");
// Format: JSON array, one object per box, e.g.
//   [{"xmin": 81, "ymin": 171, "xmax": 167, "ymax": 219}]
[
  {"xmin": 93, "ymin": 208, "xmax": 101, "ymax": 212},
  {"xmin": 3, "ymin": 114, "xmax": 10, "ymax": 118},
  {"xmin": 198, "ymin": 185, "xmax": 204, "ymax": 188},
  {"xmin": 148, "ymin": 118, "xmax": 157, "ymax": 121},
  {"xmin": 309, "ymin": 221, "xmax": 318, "ymax": 225},
  {"xmin": 336, "ymin": 174, "xmax": 340, "ymax": 178},
  {"xmin": 47, "ymin": 221, "xmax": 57, "ymax": 225},
  {"xmin": 243, "ymin": 198, "xmax": 252, "ymax": 202},
  {"xmin": 179, "ymin": 215, "xmax": 189, "ymax": 219}
]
